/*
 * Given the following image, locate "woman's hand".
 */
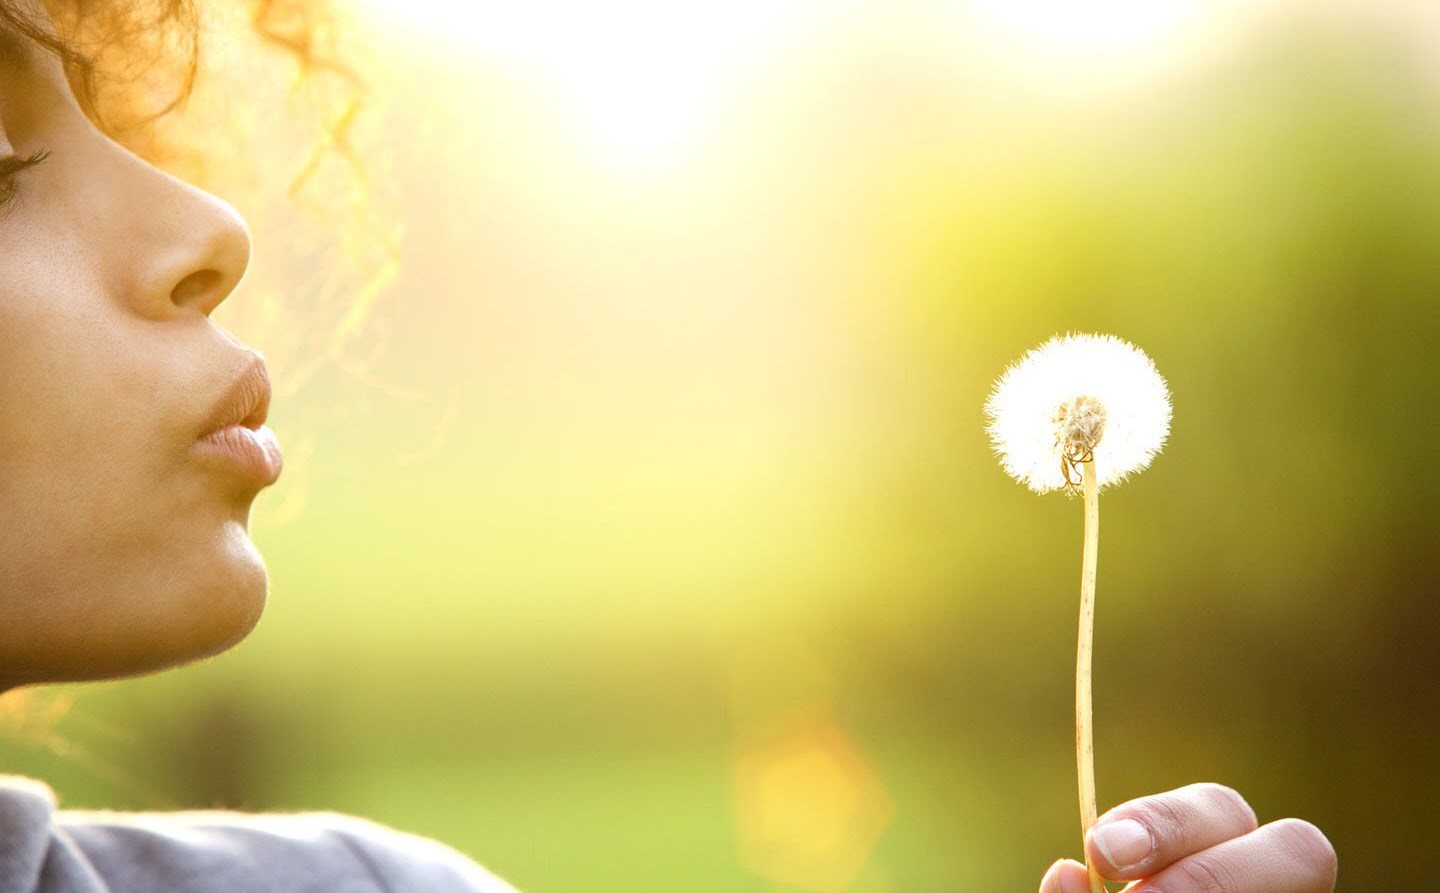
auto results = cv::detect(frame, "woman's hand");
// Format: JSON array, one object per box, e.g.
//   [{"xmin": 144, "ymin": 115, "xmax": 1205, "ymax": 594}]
[{"xmin": 1038, "ymin": 783, "xmax": 1336, "ymax": 893}]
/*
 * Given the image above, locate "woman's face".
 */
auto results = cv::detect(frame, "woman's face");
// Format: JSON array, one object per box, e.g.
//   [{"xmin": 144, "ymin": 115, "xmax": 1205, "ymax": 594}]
[{"xmin": 0, "ymin": 17, "xmax": 281, "ymax": 687}]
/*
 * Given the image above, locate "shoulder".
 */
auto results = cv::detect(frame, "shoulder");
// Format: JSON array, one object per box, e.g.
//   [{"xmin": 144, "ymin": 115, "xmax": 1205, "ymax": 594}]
[
  {"xmin": 310, "ymin": 813, "xmax": 525, "ymax": 893},
  {"xmin": 62, "ymin": 809, "xmax": 521, "ymax": 893},
  {"xmin": 0, "ymin": 776, "xmax": 519, "ymax": 893}
]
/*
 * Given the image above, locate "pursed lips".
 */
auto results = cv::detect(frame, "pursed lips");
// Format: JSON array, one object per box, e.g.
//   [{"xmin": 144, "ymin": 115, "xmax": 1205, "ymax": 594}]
[
  {"xmin": 190, "ymin": 353, "xmax": 283, "ymax": 487},
  {"xmin": 199, "ymin": 354, "xmax": 272, "ymax": 439}
]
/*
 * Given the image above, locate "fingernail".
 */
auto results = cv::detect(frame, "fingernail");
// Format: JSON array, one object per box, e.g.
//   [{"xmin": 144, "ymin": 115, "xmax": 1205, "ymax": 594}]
[{"xmin": 1091, "ymin": 818, "xmax": 1153, "ymax": 872}]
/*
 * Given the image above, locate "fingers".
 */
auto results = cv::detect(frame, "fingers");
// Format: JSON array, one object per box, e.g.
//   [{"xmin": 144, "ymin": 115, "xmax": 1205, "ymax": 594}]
[
  {"xmin": 1086, "ymin": 783, "xmax": 1259, "ymax": 879},
  {"xmin": 1038, "ymin": 859, "xmax": 1091, "ymax": 893},
  {"xmin": 1047, "ymin": 784, "xmax": 1334, "ymax": 893},
  {"xmin": 1129, "ymin": 818, "xmax": 1338, "ymax": 893}
]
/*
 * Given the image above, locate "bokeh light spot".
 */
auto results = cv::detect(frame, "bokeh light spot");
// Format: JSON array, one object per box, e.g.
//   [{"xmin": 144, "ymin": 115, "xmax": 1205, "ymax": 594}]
[{"xmin": 734, "ymin": 723, "xmax": 895, "ymax": 893}]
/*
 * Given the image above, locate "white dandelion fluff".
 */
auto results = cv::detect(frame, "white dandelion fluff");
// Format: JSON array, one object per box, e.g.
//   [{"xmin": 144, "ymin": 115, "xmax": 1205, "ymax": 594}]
[{"xmin": 985, "ymin": 332, "xmax": 1171, "ymax": 494}]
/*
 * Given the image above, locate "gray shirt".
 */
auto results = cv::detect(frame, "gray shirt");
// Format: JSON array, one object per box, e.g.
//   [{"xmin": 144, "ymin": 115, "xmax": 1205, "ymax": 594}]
[{"xmin": 0, "ymin": 777, "xmax": 521, "ymax": 893}]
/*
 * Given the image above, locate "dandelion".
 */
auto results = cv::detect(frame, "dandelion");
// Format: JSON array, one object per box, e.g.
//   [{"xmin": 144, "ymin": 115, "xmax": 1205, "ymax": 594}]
[
  {"xmin": 986, "ymin": 333, "xmax": 1170, "ymax": 495},
  {"xmin": 985, "ymin": 333, "xmax": 1171, "ymax": 893}
]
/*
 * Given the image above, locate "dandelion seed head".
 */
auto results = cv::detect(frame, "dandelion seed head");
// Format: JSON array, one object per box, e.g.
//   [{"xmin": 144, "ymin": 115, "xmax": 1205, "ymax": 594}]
[{"xmin": 985, "ymin": 333, "xmax": 1171, "ymax": 494}]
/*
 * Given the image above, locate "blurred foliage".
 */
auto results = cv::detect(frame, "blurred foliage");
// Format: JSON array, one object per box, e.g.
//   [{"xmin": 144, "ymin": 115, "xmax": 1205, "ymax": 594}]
[{"xmin": 4, "ymin": 2, "xmax": 1438, "ymax": 891}]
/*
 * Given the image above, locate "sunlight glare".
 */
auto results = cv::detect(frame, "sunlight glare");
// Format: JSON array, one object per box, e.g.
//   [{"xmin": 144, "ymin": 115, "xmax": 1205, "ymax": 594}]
[
  {"xmin": 965, "ymin": 0, "xmax": 1221, "ymax": 94},
  {"xmin": 973, "ymin": 0, "xmax": 1197, "ymax": 51},
  {"xmin": 356, "ymin": 0, "xmax": 810, "ymax": 164}
]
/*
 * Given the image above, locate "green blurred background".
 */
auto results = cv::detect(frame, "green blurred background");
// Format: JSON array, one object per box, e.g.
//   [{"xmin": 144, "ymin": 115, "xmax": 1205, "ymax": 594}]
[{"xmin": 4, "ymin": 0, "xmax": 1438, "ymax": 890}]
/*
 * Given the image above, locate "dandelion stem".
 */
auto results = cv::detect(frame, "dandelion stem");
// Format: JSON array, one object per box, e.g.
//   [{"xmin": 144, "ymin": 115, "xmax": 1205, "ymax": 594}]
[{"xmin": 1077, "ymin": 459, "xmax": 1104, "ymax": 893}]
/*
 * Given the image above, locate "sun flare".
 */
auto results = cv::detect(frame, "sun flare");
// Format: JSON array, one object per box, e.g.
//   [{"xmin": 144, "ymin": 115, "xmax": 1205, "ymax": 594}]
[
  {"xmin": 961, "ymin": 0, "xmax": 1242, "ymax": 95},
  {"xmin": 355, "ymin": 0, "xmax": 811, "ymax": 162},
  {"xmin": 972, "ymin": 0, "xmax": 1198, "ymax": 52}
]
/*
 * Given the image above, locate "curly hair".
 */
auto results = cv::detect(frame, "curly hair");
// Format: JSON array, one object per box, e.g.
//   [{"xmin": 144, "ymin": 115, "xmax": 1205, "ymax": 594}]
[{"xmin": 0, "ymin": 0, "xmax": 357, "ymax": 140}]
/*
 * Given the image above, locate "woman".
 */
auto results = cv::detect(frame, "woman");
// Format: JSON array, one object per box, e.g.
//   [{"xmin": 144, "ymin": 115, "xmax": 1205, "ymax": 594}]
[{"xmin": 0, "ymin": 1, "xmax": 1337, "ymax": 891}]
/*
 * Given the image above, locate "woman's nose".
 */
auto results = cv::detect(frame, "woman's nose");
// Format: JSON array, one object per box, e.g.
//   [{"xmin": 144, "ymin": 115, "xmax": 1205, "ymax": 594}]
[
  {"xmin": 162, "ymin": 195, "xmax": 252, "ymax": 316},
  {"xmin": 112, "ymin": 150, "xmax": 253, "ymax": 318},
  {"xmin": 151, "ymin": 185, "xmax": 252, "ymax": 317}
]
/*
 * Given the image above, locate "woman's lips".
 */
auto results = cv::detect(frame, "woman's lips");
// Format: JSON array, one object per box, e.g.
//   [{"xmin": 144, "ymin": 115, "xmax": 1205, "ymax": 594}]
[
  {"xmin": 191, "ymin": 354, "xmax": 283, "ymax": 487},
  {"xmin": 192, "ymin": 423, "xmax": 284, "ymax": 486}
]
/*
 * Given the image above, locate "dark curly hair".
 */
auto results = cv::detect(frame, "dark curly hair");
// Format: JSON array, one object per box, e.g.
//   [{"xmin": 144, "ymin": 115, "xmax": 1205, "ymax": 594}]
[{"xmin": 0, "ymin": 0, "xmax": 354, "ymax": 141}]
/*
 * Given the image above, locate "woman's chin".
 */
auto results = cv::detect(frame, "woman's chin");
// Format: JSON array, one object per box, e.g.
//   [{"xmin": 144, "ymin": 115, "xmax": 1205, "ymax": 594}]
[
  {"xmin": 124, "ymin": 520, "xmax": 271, "ymax": 676},
  {"xmin": 0, "ymin": 520, "xmax": 269, "ymax": 687}
]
